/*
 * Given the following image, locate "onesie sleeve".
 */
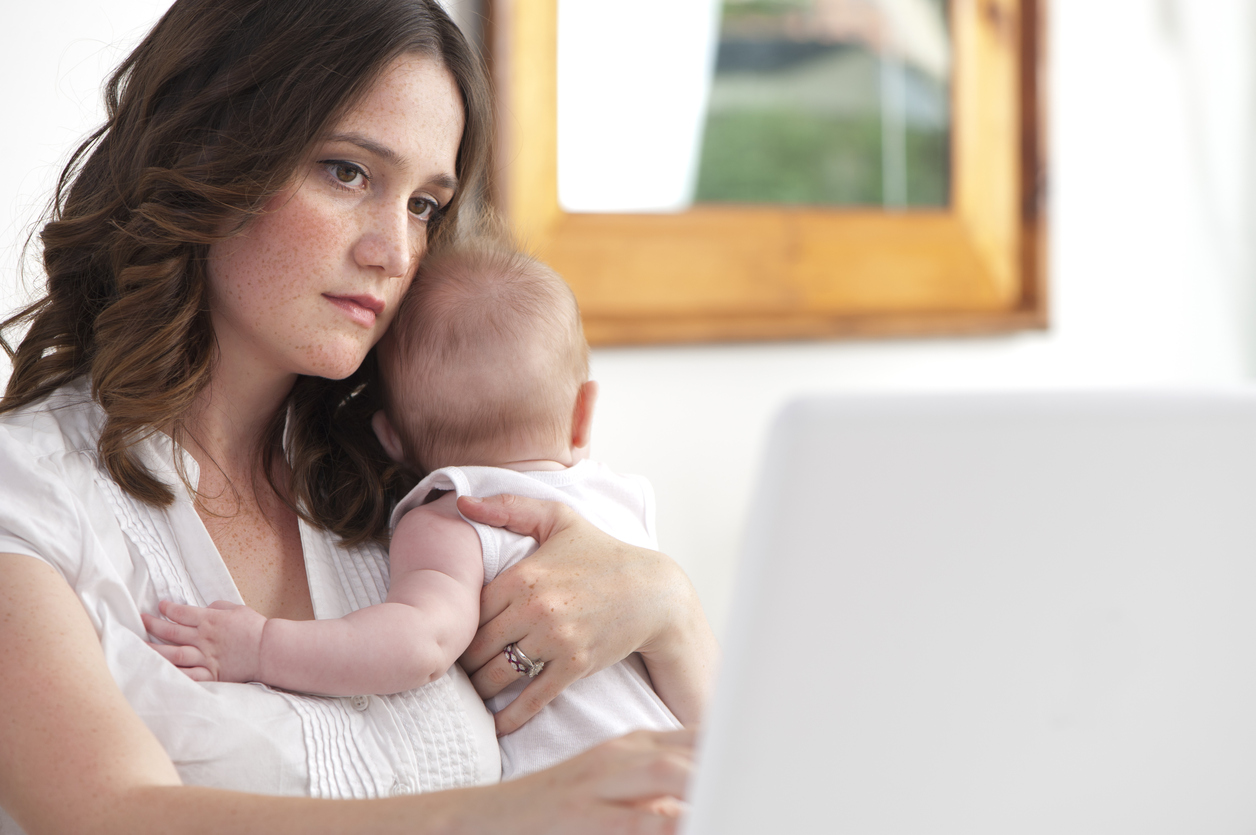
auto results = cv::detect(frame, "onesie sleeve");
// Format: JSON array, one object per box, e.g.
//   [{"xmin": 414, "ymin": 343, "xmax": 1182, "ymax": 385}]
[{"xmin": 0, "ymin": 422, "xmax": 91, "ymax": 585}]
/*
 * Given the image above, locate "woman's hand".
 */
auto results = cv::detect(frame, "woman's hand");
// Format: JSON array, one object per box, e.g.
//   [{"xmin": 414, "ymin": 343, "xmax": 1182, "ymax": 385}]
[
  {"xmin": 457, "ymin": 494, "xmax": 719, "ymax": 736},
  {"xmin": 479, "ymin": 728, "xmax": 696, "ymax": 834}
]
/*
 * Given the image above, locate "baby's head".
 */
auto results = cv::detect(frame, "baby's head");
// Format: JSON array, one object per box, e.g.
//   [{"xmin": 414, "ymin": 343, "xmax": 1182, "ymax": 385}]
[{"xmin": 373, "ymin": 238, "xmax": 595, "ymax": 474}]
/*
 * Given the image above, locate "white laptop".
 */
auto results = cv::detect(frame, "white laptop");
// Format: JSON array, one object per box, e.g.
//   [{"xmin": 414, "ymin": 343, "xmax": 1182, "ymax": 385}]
[{"xmin": 684, "ymin": 391, "xmax": 1256, "ymax": 835}]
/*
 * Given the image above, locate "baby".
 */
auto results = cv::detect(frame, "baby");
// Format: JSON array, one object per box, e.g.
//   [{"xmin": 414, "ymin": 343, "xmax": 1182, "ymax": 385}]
[{"xmin": 147, "ymin": 238, "xmax": 682, "ymax": 779}]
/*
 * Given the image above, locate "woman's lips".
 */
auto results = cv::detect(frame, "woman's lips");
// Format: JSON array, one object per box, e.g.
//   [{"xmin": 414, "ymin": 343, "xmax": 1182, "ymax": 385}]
[{"xmin": 324, "ymin": 294, "xmax": 384, "ymax": 328}]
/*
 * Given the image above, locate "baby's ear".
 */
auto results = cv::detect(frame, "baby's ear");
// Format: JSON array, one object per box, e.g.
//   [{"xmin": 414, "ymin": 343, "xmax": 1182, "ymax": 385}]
[
  {"xmin": 371, "ymin": 411, "xmax": 407, "ymax": 463},
  {"xmin": 570, "ymin": 380, "xmax": 599, "ymax": 450}
]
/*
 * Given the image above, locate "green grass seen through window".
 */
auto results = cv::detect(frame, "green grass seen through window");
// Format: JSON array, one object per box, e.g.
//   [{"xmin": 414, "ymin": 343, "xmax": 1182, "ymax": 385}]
[{"xmin": 694, "ymin": 111, "xmax": 949, "ymax": 207}]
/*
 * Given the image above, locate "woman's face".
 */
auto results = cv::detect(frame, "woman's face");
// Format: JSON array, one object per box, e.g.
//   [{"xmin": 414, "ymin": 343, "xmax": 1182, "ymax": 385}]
[{"xmin": 205, "ymin": 53, "xmax": 465, "ymax": 383}]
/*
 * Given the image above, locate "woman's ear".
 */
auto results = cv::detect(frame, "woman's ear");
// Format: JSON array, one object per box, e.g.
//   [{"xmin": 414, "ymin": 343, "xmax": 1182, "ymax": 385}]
[
  {"xmin": 570, "ymin": 380, "xmax": 599, "ymax": 451},
  {"xmin": 371, "ymin": 410, "xmax": 407, "ymax": 463}
]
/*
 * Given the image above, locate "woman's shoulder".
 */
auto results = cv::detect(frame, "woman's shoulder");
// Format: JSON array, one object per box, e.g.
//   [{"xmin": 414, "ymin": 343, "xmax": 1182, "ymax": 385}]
[
  {"xmin": 0, "ymin": 375, "xmax": 103, "ymax": 462},
  {"xmin": 0, "ymin": 377, "xmax": 109, "ymax": 577}
]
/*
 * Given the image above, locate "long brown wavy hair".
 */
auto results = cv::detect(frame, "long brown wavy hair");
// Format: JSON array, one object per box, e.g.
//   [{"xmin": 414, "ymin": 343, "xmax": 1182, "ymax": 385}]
[{"xmin": 0, "ymin": 0, "xmax": 494, "ymax": 545}]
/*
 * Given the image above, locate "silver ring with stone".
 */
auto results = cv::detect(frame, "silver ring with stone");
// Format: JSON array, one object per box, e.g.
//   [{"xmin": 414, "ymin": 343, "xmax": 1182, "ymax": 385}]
[{"xmin": 504, "ymin": 642, "xmax": 545, "ymax": 678}]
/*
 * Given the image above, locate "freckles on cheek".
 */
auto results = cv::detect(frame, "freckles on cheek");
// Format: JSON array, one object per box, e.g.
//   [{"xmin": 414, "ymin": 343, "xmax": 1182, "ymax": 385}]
[{"xmin": 242, "ymin": 212, "xmax": 320, "ymax": 301}]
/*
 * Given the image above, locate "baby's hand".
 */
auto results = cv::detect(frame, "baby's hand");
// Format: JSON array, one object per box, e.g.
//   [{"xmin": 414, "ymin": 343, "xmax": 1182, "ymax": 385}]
[{"xmin": 143, "ymin": 600, "xmax": 266, "ymax": 684}]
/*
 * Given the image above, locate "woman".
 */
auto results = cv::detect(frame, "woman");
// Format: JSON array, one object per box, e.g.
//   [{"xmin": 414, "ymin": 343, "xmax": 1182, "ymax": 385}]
[{"xmin": 0, "ymin": 0, "xmax": 717, "ymax": 832}]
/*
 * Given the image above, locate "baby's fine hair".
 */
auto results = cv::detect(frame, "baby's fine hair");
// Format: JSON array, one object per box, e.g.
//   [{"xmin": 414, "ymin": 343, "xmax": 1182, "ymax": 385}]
[{"xmin": 377, "ymin": 238, "xmax": 589, "ymax": 474}]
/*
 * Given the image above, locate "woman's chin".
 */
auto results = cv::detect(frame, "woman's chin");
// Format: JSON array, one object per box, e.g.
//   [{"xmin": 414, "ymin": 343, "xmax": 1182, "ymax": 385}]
[{"xmin": 298, "ymin": 346, "xmax": 371, "ymax": 381}]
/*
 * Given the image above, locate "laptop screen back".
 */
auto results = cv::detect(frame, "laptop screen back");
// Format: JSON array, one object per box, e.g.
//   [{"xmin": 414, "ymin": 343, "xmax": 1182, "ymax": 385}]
[{"xmin": 685, "ymin": 392, "xmax": 1256, "ymax": 835}]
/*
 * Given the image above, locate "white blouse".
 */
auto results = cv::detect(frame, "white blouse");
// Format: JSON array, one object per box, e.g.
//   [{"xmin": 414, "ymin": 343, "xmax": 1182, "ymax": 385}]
[{"xmin": 0, "ymin": 379, "xmax": 499, "ymax": 834}]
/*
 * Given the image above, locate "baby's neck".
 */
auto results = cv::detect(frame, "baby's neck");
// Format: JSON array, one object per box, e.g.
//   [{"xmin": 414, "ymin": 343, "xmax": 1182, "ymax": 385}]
[
  {"xmin": 473, "ymin": 443, "xmax": 591, "ymax": 473},
  {"xmin": 494, "ymin": 458, "xmax": 572, "ymax": 473}
]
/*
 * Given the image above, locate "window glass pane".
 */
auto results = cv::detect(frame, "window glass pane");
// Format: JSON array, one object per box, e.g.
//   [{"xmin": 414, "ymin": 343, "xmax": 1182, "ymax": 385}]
[
  {"xmin": 695, "ymin": 0, "xmax": 951, "ymax": 208},
  {"xmin": 556, "ymin": 0, "xmax": 722, "ymax": 213}
]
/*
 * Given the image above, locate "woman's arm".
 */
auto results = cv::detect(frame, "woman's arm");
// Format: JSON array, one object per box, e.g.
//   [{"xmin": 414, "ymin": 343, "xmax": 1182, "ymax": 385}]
[
  {"xmin": 455, "ymin": 495, "xmax": 720, "ymax": 736},
  {"xmin": 0, "ymin": 552, "xmax": 694, "ymax": 835},
  {"xmin": 144, "ymin": 495, "xmax": 483, "ymax": 695}
]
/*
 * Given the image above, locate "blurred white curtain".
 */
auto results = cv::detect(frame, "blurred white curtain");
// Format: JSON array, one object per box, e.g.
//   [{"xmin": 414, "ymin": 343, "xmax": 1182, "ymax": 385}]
[{"xmin": 1161, "ymin": 0, "xmax": 1256, "ymax": 375}]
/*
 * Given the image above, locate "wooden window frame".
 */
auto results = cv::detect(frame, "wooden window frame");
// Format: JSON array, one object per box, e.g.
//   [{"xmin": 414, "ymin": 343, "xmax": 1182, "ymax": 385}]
[{"xmin": 486, "ymin": 0, "xmax": 1047, "ymax": 345}]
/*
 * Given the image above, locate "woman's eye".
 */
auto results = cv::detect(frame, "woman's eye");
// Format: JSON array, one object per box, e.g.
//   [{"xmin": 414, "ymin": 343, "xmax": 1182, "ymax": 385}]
[
  {"xmin": 322, "ymin": 161, "xmax": 368, "ymax": 188},
  {"xmin": 410, "ymin": 196, "xmax": 441, "ymax": 222}
]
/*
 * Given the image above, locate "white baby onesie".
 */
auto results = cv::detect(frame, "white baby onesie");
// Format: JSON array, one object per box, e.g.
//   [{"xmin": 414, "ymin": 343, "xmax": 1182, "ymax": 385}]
[{"xmin": 390, "ymin": 459, "xmax": 682, "ymax": 779}]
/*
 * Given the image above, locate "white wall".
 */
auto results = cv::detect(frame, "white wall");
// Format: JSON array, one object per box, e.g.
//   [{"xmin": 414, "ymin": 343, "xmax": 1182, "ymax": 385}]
[
  {"xmin": 586, "ymin": 0, "xmax": 1256, "ymax": 637},
  {"xmin": 1, "ymin": 1, "xmax": 171, "ymax": 316},
  {"xmin": 4, "ymin": 1, "xmax": 1255, "ymax": 637}
]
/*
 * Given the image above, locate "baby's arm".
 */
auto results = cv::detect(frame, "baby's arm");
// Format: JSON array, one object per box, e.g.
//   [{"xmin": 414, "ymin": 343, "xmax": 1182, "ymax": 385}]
[{"xmin": 144, "ymin": 493, "xmax": 484, "ymax": 696}]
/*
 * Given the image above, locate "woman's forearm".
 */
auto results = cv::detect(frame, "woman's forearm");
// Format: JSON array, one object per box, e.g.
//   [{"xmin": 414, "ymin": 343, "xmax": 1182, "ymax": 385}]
[
  {"xmin": 1, "ymin": 554, "xmax": 693, "ymax": 835},
  {"xmin": 96, "ymin": 728, "xmax": 694, "ymax": 835},
  {"xmin": 91, "ymin": 785, "xmax": 462, "ymax": 835},
  {"xmin": 40, "ymin": 731, "xmax": 694, "ymax": 835}
]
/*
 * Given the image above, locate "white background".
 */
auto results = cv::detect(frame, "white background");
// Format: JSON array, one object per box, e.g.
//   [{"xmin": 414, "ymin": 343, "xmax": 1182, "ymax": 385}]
[{"xmin": 4, "ymin": 1, "xmax": 1256, "ymax": 637}]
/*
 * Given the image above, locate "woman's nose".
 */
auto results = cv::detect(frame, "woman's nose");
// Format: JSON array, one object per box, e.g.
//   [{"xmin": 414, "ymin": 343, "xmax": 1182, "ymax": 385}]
[{"xmin": 353, "ymin": 203, "xmax": 413, "ymax": 279}]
